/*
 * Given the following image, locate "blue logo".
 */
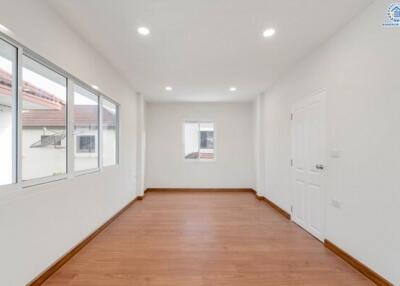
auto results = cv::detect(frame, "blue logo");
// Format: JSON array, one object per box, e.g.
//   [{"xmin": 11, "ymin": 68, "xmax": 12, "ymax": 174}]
[{"xmin": 384, "ymin": 3, "xmax": 400, "ymax": 26}]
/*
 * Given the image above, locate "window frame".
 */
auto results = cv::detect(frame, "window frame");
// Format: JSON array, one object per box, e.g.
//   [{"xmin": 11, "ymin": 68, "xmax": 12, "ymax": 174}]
[
  {"xmin": 101, "ymin": 96, "xmax": 120, "ymax": 168},
  {"xmin": 72, "ymin": 83, "xmax": 100, "ymax": 175},
  {"xmin": 20, "ymin": 53, "xmax": 69, "ymax": 185},
  {"xmin": 182, "ymin": 120, "xmax": 216, "ymax": 162},
  {"xmin": 0, "ymin": 31, "xmax": 120, "ymax": 189}
]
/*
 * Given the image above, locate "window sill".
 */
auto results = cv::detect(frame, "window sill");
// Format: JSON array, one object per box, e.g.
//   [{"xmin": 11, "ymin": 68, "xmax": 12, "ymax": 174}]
[
  {"xmin": 184, "ymin": 159, "xmax": 216, "ymax": 163},
  {"xmin": 73, "ymin": 168, "xmax": 100, "ymax": 177},
  {"xmin": 22, "ymin": 174, "xmax": 68, "ymax": 188}
]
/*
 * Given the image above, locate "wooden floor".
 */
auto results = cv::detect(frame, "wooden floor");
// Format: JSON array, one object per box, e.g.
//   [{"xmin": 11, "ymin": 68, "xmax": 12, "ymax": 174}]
[{"xmin": 44, "ymin": 191, "xmax": 373, "ymax": 286}]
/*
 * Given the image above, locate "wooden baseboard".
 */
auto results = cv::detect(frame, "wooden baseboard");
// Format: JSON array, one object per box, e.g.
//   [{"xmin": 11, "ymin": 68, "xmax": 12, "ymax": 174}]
[
  {"xmin": 251, "ymin": 190, "xmax": 291, "ymax": 220},
  {"xmin": 145, "ymin": 188, "xmax": 254, "ymax": 192},
  {"xmin": 324, "ymin": 240, "xmax": 393, "ymax": 286},
  {"xmin": 28, "ymin": 196, "xmax": 143, "ymax": 286}
]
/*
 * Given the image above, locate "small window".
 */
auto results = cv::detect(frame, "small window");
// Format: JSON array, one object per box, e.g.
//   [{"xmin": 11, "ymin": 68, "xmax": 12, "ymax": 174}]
[
  {"xmin": 76, "ymin": 135, "xmax": 96, "ymax": 153},
  {"xmin": 184, "ymin": 121, "xmax": 215, "ymax": 160},
  {"xmin": 102, "ymin": 98, "xmax": 118, "ymax": 166}
]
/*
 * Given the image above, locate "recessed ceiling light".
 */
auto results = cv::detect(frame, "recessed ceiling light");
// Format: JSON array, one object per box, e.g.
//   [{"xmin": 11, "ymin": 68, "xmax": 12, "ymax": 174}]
[
  {"xmin": 91, "ymin": 85, "xmax": 99, "ymax": 90},
  {"xmin": 0, "ymin": 24, "xmax": 12, "ymax": 35},
  {"xmin": 165, "ymin": 86, "xmax": 173, "ymax": 91},
  {"xmin": 263, "ymin": 28, "xmax": 276, "ymax": 38},
  {"xmin": 137, "ymin": 26, "xmax": 150, "ymax": 36},
  {"xmin": 229, "ymin": 87, "xmax": 237, "ymax": 92}
]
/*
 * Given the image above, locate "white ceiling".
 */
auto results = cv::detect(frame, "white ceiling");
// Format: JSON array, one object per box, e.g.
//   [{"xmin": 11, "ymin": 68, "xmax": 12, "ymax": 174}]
[{"xmin": 46, "ymin": 0, "xmax": 373, "ymax": 102}]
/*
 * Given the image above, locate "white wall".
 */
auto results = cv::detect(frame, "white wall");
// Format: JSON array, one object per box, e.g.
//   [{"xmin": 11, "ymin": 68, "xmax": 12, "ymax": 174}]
[
  {"xmin": 0, "ymin": 0, "xmax": 138, "ymax": 285},
  {"xmin": 253, "ymin": 95, "xmax": 265, "ymax": 196},
  {"xmin": 146, "ymin": 102, "xmax": 255, "ymax": 189},
  {"xmin": 136, "ymin": 93, "xmax": 146, "ymax": 196},
  {"xmin": 258, "ymin": 1, "xmax": 399, "ymax": 284}
]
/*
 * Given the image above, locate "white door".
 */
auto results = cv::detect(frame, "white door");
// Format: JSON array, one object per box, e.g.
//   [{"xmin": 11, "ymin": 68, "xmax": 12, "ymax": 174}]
[{"xmin": 291, "ymin": 91, "xmax": 326, "ymax": 241}]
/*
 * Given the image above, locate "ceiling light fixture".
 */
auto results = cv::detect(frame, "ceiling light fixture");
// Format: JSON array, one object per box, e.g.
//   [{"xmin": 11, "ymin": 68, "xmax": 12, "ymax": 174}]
[
  {"xmin": 263, "ymin": 28, "xmax": 276, "ymax": 38},
  {"xmin": 229, "ymin": 87, "xmax": 237, "ymax": 92},
  {"xmin": 91, "ymin": 85, "xmax": 99, "ymax": 90},
  {"xmin": 165, "ymin": 86, "xmax": 173, "ymax": 91},
  {"xmin": 0, "ymin": 24, "xmax": 12, "ymax": 35},
  {"xmin": 137, "ymin": 26, "xmax": 150, "ymax": 36}
]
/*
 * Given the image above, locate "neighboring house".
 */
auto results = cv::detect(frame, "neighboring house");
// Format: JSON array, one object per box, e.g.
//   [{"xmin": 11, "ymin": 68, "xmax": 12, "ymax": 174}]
[{"xmin": 0, "ymin": 68, "xmax": 116, "ymax": 182}]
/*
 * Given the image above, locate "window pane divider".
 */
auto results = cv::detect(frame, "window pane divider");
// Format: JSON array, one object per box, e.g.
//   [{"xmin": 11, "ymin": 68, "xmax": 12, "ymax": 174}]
[
  {"xmin": 67, "ymin": 79, "xmax": 75, "ymax": 177},
  {"xmin": 99, "ymin": 96, "xmax": 104, "ymax": 169},
  {"xmin": 16, "ymin": 46, "xmax": 23, "ymax": 184}
]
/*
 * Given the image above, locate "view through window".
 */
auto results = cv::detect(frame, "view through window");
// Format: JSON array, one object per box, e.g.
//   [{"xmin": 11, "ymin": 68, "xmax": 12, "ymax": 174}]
[
  {"xmin": 74, "ymin": 85, "xmax": 99, "ymax": 171},
  {"xmin": 0, "ymin": 39, "xmax": 16, "ymax": 185},
  {"xmin": 22, "ymin": 55, "xmax": 67, "ymax": 181},
  {"xmin": 0, "ymin": 35, "xmax": 120, "ymax": 186},
  {"xmin": 184, "ymin": 121, "xmax": 215, "ymax": 160},
  {"xmin": 102, "ymin": 98, "xmax": 118, "ymax": 166}
]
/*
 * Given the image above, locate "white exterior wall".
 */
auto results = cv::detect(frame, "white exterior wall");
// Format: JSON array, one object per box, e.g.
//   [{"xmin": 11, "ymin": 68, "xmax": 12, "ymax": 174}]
[
  {"xmin": 18, "ymin": 128, "xmax": 116, "ymax": 179},
  {"xmin": 22, "ymin": 129, "xmax": 67, "ymax": 180},
  {"xmin": 257, "ymin": 1, "xmax": 399, "ymax": 284},
  {"xmin": 0, "ymin": 1, "xmax": 138, "ymax": 285},
  {"xmin": 146, "ymin": 102, "xmax": 255, "ymax": 189},
  {"xmin": 102, "ymin": 128, "xmax": 117, "ymax": 166},
  {"xmin": 74, "ymin": 129, "xmax": 99, "ymax": 172}
]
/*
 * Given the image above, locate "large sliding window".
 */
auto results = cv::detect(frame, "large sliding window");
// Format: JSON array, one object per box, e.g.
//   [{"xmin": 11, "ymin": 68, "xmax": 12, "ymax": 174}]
[
  {"xmin": 0, "ymin": 32, "xmax": 120, "ymax": 188},
  {"xmin": 102, "ymin": 98, "xmax": 118, "ymax": 167},
  {"xmin": 0, "ymin": 39, "xmax": 16, "ymax": 186},
  {"xmin": 74, "ymin": 85, "xmax": 99, "ymax": 172},
  {"xmin": 21, "ymin": 56, "xmax": 68, "ymax": 181}
]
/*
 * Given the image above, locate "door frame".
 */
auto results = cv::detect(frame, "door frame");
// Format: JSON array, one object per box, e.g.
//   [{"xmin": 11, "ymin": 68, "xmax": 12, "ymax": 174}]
[{"xmin": 290, "ymin": 89, "xmax": 328, "ymax": 242}]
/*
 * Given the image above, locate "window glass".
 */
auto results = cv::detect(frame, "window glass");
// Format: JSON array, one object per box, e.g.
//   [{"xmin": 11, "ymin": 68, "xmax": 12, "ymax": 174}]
[
  {"xmin": 184, "ymin": 122, "xmax": 215, "ymax": 160},
  {"xmin": 102, "ymin": 98, "xmax": 117, "ymax": 166},
  {"xmin": 199, "ymin": 122, "xmax": 215, "ymax": 159},
  {"xmin": 22, "ymin": 55, "xmax": 67, "ymax": 181},
  {"xmin": 184, "ymin": 122, "xmax": 199, "ymax": 159},
  {"xmin": 76, "ymin": 135, "xmax": 96, "ymax": 153},
  {"xmin": 74, "ymin": 85, "xmax": 99, "ymax": 171},
  {"xmin": 0, "ymin": 39, "xmax": 16, "ymax": 185}
]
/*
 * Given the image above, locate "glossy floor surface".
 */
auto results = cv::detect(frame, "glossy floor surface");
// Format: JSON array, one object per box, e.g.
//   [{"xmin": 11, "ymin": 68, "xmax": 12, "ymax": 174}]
[{"xmin": 44, "ymin": 191, "xmax": 372, "ymax": 286}]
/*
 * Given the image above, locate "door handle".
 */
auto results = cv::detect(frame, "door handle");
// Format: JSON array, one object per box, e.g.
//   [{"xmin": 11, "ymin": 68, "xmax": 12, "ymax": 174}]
[{"xmin": 316, "ymin": 164, "xmax": 324, "ymax": 170}]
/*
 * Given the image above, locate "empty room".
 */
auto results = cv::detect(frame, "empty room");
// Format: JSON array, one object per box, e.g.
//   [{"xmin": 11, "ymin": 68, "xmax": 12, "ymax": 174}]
[{"xmin": 0, "ymin": 0, "xmax": 398, "ymax": 285}]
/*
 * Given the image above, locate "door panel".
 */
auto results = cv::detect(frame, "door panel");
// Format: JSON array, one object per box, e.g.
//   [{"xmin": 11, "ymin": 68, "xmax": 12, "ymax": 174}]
[
  {"xmin": 291, "ymin": 91, "xmax": 326, "ymax": 241},
  {"xmin": 294, "ymin": 179, "xmax": 307, "ymax": 227}
]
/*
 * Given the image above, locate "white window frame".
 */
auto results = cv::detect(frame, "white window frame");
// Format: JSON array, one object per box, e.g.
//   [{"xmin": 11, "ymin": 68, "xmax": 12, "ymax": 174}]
[
  {"xmin": 183, "ymin": 120, "xmax": 216, "ymax": 162},
  {"xmin": 72, "ymin": 83, "xmax": 100, "ymax": 176},
  {"xmin": 0, "ymin": 31, "xmax": 120, "ymax": 190},
  {"xmin": 101, "ymin": 96, "xmax": 120, "ymax": 168},
  {"xmin": 20, "ymin": 53, "xmax": 69, "ymax": 187}
]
